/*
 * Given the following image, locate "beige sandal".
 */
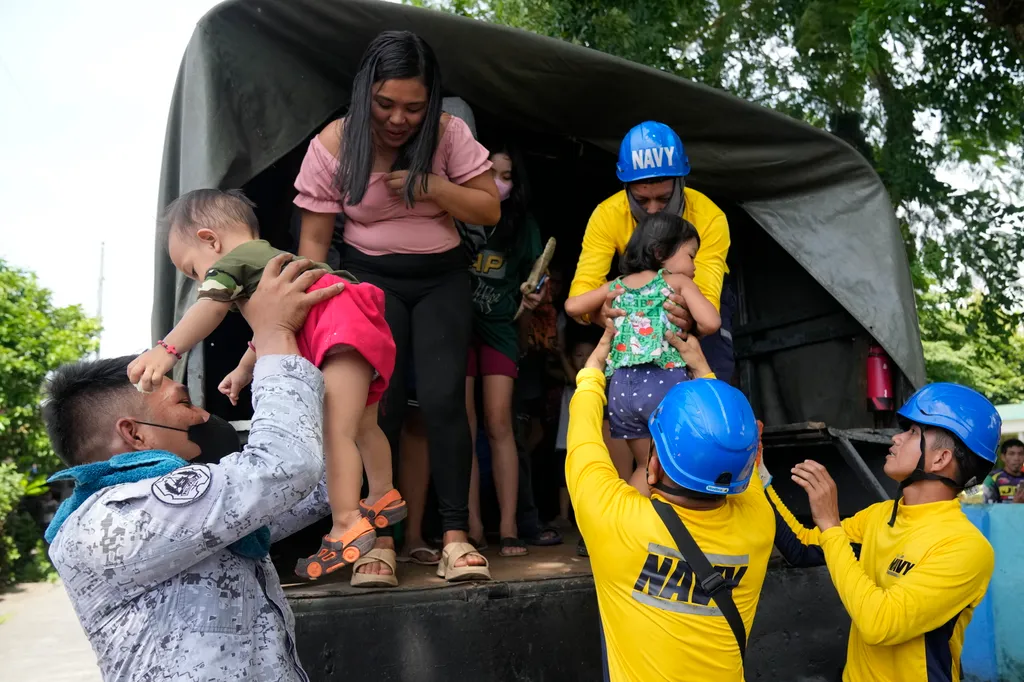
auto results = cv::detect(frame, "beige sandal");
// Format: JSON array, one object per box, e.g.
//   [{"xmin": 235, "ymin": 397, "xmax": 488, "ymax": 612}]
[
  {"xmin": 350, "ymin": 548, "xmax": 398, "ymax": 588},
  {"xmin": 436, "ymin": 541, "xmax": 491, "ymax": 582}
]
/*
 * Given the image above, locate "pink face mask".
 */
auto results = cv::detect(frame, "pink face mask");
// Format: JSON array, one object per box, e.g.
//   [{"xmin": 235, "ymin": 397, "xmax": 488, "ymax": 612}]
[{"xmin": 495, "ymin": 178, "xmax": 514, "ymax": 202}]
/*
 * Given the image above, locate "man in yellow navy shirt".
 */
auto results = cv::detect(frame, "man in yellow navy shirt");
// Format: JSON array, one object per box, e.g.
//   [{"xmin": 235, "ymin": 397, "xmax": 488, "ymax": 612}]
[
  {"xmin": 567, "ymin": 324, "xmax": 787, "ymax": 681},
  {"xmin": 566, "ymin": 121, "xmax": 734, "ymax": 381},
  {"xmin": 771, "ymin": 383, "xmax": 998, "ymax": 682}
]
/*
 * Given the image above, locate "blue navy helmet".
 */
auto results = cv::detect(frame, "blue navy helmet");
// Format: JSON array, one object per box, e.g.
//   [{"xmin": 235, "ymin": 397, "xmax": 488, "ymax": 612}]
[
  {"xmin": 648, "ymin": 379, "xmax": 758, "ymax": 495},
  {"xmin": 616, "ymin": 121, "xmax": 690, "ymax": 184}
]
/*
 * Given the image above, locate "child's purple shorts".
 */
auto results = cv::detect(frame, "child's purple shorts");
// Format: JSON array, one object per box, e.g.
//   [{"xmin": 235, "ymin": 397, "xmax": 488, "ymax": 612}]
[{"xmin": 607, "ymin": 365, "xmax": 690, "ymax": 440}]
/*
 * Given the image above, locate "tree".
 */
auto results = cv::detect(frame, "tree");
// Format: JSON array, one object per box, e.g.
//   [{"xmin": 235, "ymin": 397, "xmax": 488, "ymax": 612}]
[
  {"xmin": 411, "ymin": 0, "xmax": 1024, "ymax": 399},
  {"xmin": 0, "ymin": 259, "xmax": 99, "ymax": 586},
  {"xmin": 0, "ymin": 259, "xmax": 100, "ymax": 474}
]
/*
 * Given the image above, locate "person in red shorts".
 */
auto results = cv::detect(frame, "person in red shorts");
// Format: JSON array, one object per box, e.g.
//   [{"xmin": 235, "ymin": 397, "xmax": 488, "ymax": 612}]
[
  {"xmin": 129, "ymin": 189, "xmax": 405, "ymax": 583},
  {"xmin": 466, "ymin": 144, "xmax": 545, "ymax": 557}
]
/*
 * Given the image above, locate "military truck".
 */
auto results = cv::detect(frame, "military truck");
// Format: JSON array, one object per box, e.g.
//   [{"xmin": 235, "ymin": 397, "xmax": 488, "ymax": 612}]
[{"xmin": 152, "ymin": 1, "xmax": 923, "ymax": 679}]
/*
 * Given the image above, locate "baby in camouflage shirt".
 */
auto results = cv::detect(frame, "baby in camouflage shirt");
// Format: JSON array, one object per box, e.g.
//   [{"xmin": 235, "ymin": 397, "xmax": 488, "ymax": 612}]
[{"xmin": 129, "ymin": 189, "xmax": 406, "ymax": 581}]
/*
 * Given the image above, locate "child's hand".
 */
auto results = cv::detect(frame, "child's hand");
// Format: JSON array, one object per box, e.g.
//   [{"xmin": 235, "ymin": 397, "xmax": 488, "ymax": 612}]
[
  {"xmin": 219, "ymin": 366, "xmax": 253, "ymax": 407},
  {"xmin": 127, "ymin": 347, "xmax": 178, "ymax": 393}
]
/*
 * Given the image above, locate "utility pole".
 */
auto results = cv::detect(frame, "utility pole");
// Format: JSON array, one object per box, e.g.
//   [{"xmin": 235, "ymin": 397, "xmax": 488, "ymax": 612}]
[{"xmin": 96, "ymin": 242, "xmax": 105, "ymax": 358}]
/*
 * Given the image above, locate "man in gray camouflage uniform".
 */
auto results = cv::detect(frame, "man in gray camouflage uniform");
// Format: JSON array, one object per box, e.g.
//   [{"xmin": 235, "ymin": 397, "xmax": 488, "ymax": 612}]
[{"xmin": 42, "ymin": 255, "xmax": 339, "ymax": 681}]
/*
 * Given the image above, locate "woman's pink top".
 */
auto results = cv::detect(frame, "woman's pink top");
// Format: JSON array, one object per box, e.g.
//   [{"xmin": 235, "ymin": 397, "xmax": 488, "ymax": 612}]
[{"xmin": 294, "ymin": 116, "xmax": 492, "ymax": 256}]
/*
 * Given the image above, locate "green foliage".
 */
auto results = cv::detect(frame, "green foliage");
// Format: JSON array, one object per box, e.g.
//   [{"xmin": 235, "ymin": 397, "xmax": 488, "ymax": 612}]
[
  {"xmin": 0, "ymin": 463, "xmax": 55, "ymax": 588},
  {"xmin": 0, "ymin": 259, "xmax": 99, "ymax": 585},
  {"xmin": 412, "ymin": 0, "xmax": 1024, "ymax": 399},
  {"xmin": 0, "ymin": 259, "xmax": 100, "ymax": 474}
]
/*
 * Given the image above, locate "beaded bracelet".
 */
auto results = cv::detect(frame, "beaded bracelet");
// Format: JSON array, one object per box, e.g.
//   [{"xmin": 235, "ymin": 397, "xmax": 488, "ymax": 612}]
[{"xmin": 157, "ymin": 340, "xmax": 182, "ymax": 359}]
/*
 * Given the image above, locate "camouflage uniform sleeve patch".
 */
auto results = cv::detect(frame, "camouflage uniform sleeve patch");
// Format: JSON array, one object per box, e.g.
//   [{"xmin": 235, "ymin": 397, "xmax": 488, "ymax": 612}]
[
  {"xmin": 151, "ymin": 465, "xmax": 212, "ymax": 506},
  {"xmin": 198, "ymin": 268, "xmax": 245, "ymax": 302}
]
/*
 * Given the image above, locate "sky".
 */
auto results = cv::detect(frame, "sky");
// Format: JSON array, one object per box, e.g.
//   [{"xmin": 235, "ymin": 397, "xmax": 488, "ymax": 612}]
[{"xmin": 0, "ymin": 1, "xmax": 220, "ymax": 358}]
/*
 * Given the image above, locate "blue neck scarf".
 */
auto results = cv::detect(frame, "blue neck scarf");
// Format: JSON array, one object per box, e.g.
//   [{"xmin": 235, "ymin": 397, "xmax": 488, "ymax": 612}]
[{"xmin": 45, "ymin": 450, "xmax": 270, "ymax": 560}]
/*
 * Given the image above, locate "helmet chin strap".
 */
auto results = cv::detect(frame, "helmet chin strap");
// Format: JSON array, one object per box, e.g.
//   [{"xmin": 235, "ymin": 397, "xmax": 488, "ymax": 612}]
[
  {"xmin": 647, "ymin": 440, "xmax": 693, "ymax": 497},
  {"xmin": 651, "ymin": 479, "xmax": 692, "ymax": 497},
  {"xmin": 888, "ymin": 429, "xmax": 961, "ymax": 527}
]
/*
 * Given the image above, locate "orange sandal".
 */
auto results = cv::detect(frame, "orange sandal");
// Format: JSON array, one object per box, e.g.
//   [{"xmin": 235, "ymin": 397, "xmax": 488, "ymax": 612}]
[
  {"xmin": 359, "ymin": 489, "xmax": 408, "ymax": 530},
  {"xmin": 294, "ymin": 517, "xmax": 376, "ymax": 581}
]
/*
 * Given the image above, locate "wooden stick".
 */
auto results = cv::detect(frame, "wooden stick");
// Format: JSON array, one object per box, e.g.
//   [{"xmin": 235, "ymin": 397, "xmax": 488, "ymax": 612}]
[{"xmin": 513, "ymin": 237, "xmax": 557, "ymax": 321}]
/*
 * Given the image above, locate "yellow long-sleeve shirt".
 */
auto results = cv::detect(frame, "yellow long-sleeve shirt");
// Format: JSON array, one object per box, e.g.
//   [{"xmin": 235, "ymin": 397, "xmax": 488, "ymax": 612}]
[
  {"xmin": 568, "ymin": 188, "xmax": 730, "ymax": 311},
  {"xmin": 566, "ymin": 368, "xmax": 772, "ymax": 682},
  {"xmin": 767, "ymin": 487, "xmax": 994, "ymax": 682}
]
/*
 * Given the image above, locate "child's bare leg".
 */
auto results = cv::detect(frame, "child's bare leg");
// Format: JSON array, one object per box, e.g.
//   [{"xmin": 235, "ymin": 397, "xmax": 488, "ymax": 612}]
[
  {"xmin": 296, "ymin": 349, "xmax": 378, "ymax": 578},
  {"xmin": 558, "ymin": 487, "xmax": 571, "ymax": 523},
  {"xmin": 397, "ymin": 408, "xmax": 435, "ymax": 561},
  {"xmin": 357, "ymin": 402, "xmax": 395, "ymax": 504},
  {"xmin": 322, "ymin": 351, "xmax": 375, "ymax": 541},
  {"xmin": 355, "ymin": 402, "xmax": 399, "ymax": 576},
  {"xmin": 604, "ymin": 420, "xmax": 634, "ymax": 480},
  {"xmin": 482, "ymin": 374, "xmax": 522, "ymax": 555},
  {"xmin": 627, "ymin": 437, "xmax": 651, "ymax": 496}
]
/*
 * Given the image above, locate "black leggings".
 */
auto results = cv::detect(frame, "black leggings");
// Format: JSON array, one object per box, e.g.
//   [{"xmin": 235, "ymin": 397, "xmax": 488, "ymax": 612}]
[{"xmin": 343, "ymin": 245, "xmax": 473, "ymax": 534}]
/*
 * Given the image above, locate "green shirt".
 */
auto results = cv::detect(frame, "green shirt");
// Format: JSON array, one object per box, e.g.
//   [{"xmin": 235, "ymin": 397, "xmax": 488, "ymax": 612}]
[
  {"xmin": 470, "ymin": 215, "xmax": 542, "ymax": 362},
  {"xmin": 606, "ymin": 270, "xmax": 685, "ymax": 377},
  {"xmin": 198, "ymin": 239, "xmax": 356, "ymax": 304}
]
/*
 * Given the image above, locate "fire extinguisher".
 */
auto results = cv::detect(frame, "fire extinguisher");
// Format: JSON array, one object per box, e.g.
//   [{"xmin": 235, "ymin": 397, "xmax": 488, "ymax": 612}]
[{"xmin": 867, "ymin": 344, "xmax": 894, "ymax": 411}]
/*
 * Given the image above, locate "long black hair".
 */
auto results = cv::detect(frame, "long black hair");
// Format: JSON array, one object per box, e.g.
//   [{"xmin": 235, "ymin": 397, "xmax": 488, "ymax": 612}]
[
  {"xmin": 488, "ymin": 142, "xmax": 531, "ymax": 249},
  {"xmin": 619, "ymin": 213, "xmax": 700, "ymax": 275},
  {"xmin": 336, "ymin": 31, "xmax": 443, "ymax": 207}
]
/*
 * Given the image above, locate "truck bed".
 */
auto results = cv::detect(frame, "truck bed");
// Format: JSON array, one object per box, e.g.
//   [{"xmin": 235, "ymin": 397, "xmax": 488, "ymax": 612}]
[{"xmin": 284, "ymin": 529, "xmax": 849, "ymax": 681}]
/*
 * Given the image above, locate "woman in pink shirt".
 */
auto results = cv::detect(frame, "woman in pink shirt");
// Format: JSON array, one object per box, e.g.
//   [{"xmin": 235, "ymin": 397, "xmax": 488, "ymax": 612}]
[{"xmin": 294, "ymin": 31, "xmax": 499, "ymax": 584}]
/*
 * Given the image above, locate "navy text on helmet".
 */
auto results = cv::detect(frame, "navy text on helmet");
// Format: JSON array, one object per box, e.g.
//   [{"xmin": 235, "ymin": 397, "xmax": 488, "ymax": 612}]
[{"xmin": 616, "ymin": 121, "xmax": 691, "ymax": 184}]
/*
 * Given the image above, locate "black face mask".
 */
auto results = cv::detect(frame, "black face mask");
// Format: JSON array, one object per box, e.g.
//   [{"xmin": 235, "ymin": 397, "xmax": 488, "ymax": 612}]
[
  {"xmin": 626, "ymin": 177, "xmax": 686, "ymax": 223},
  {"xmin": 137, "ymin": 414, "xmax": 241, "ymax": 465}
]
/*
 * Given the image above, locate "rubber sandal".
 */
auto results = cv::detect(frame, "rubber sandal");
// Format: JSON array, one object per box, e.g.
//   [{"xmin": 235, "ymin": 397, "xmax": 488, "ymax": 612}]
[
  {"xmin": 359, "ymin": 489, "xmax": 408, "ymax": 530},
  {"xmin": 398, "ymin": 546, "xmax": 441, "ymax": 565},
  {"xmin": 436, "ymin": 541, "xmax": 491, "ymax": 582},
  {"xmin": 524, "ymin": 526, "xmax": 563, "ymax": 547},
  {"xmin": 431, "ymin": 534, "xmax": 489, "ymax": 551},
  {"xmin": 294, "ymin": 518, "xmax": 376, "ymax": 581},
  {"xmin": 499, "ymin": 537, "xmax": 529, "ymax": 558},
  {"xmin": 576, "ymin": 537, "xmax": 589, "ymax": 557},
  {"xmin": 350, "ymin": 548, "xmax": 398, "ymax": 588}
]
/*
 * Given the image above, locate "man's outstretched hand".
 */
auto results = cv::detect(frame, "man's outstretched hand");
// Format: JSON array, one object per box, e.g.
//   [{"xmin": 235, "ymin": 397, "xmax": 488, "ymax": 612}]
[
  {"xmin": 791, "ymin": 460, "xmax": 841, "ymax": 531},
  {"xmin": 664, "ymin": 330, "xmax": 712, "ymax": 378},
  {"xmin": 245, "ymin": 253, "xmax": 345, "ymax": 356},
  {"xmin": 584, "ymin": 320, "xmax": 617, "ymax": 373}
]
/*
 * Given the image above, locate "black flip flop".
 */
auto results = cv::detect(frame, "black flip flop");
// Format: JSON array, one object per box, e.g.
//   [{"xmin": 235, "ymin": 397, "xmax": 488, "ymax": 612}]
[
  {"xmin": 499, "ymin": 537, "xmax": 529, "ymax": 557},
  {"xmin": 576, "ymin": 537, "xmax": 589, "ymax": 557},
  {"xmin": 524, "ymin": 525, "xmax": 563, "ymax": 547}
]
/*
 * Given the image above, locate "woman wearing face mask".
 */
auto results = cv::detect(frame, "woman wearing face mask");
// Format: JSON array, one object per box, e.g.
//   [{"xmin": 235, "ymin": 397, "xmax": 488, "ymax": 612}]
[
  {"xmin": 294, "ymin": 31, "xmax": 499, "ymax": 584},
  {"xmin": 465, "ymin": 145, "xmax": 545, "ymax": 557}
]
